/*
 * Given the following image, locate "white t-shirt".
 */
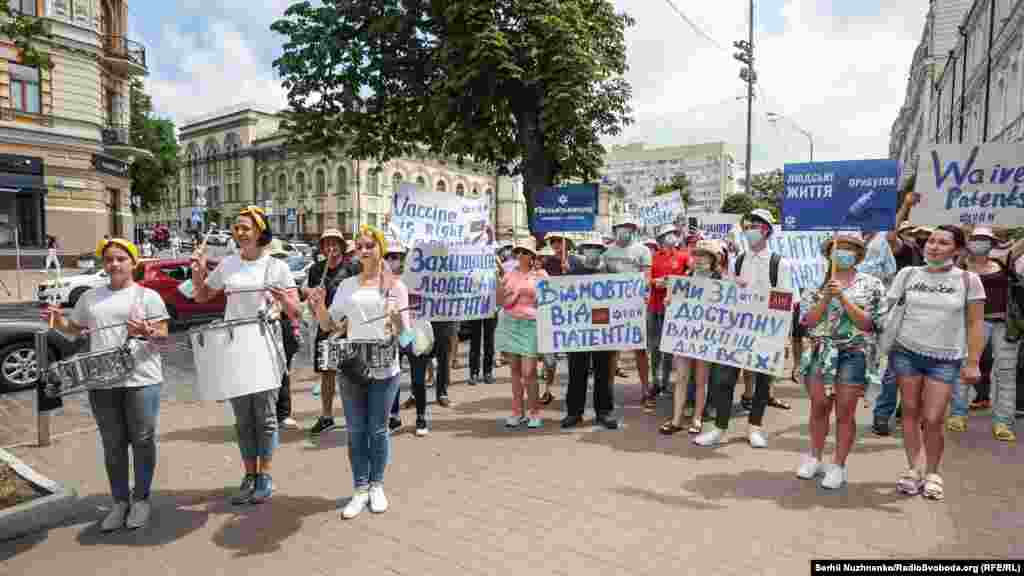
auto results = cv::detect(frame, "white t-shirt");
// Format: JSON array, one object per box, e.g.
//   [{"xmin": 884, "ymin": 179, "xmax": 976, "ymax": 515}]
[
  {"xmin": 329, "ymin": 276, "xmax": 410, "ymax": 379},
  {"xmin": 736, "ymin": 247, "xmax": 799, "ymax": 301},
  {"xmin": 889, "ymin": 267, "xmax": 985, "ymax": 360},
  {"xmin": 206, "ymin": 254, "xmax": 295, "ymax": 321},
  {"xmin": 603, "ymin": 242, "xmax": 652, "ymax": 273},
  {"xmin": 71, "ymin": 284, "xmax": 168, "ymax": 389}
]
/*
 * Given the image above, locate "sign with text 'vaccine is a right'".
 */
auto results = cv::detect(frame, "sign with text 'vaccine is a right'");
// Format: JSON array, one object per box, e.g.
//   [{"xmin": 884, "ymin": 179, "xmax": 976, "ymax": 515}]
[{"xmin": 782, "ymin": 159, "xmax": 900, "ymax": 231}]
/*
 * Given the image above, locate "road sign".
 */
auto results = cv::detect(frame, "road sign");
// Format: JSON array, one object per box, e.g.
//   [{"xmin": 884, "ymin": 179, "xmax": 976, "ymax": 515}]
[
  {"xmin": 287, "ymin": 208, "xmax": 297, "ymax": 224},
  {"xmin": 191, "ymin": 208, "xmax": 202, "ymax": 225}
]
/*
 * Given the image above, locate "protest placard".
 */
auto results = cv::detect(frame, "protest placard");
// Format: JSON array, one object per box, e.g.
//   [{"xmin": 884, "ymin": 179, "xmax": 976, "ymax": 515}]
[
  {"xmin": 401, "ymin": 241, "xmax": 497, "ymax": 321},
  {"xmin": 535, "ymin": 273, "xmax": 647, "ymax": 353},
  {"xmin": 913, "ymin": 143, "xmax": 1024, "ymax": 227},
  {"xmin": 533, "ymin": 184, "xmax": 598, "ymax": 233},
  {"xmin": 660, "ymin": 276, "xmax": 794, "ymax": 376},
  {"xmin": 699, "ymin": 214, "xmax": 741, "ymax": 240},
  {"xmin": 782, "ymin": 159, "xmax": 900, "ymax": 231},
  {"xmin": 391, "ymin": 182, "xmax": 490, "ymax": 245},
  {"xmin": 635, "ymin": 195, "xmax": 684, "ymax": 232},
  {"xmin": 767, "ymin": 228, "xmax": 833, "ymax": 294}
]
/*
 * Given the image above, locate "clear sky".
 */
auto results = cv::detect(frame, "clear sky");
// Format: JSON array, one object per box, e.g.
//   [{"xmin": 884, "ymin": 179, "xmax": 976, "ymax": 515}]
[{"xmin": 129, "ymin": 0, "xmax": 929, "ymax": 175}]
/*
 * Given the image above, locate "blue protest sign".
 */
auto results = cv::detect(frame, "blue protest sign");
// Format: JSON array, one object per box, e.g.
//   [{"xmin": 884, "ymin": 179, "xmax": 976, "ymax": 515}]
[
  {"xmin": 533, "ymin": 184, "xmax": 598, "ymax": 233},
  {"xmin": 782, "ymin": 159, "xmax": 900, "ymax": 231}
]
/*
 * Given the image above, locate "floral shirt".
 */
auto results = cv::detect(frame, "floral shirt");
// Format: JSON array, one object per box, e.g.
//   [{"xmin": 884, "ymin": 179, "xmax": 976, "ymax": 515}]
[{"xmin": 798, "ymin": 272, "xmax": 885, "ymax": 391}]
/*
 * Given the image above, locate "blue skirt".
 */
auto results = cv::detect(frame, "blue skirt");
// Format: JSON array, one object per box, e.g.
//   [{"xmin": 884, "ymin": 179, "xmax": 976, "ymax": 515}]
[{"xmin": 495, "ymin": 312, "xmax": 539, "ymax": 358}]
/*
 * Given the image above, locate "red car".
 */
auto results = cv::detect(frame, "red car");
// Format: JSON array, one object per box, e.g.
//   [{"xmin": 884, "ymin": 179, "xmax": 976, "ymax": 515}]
[{"xmin": 133, "ymin": 258, "xmax": 226, "ymax": 326}]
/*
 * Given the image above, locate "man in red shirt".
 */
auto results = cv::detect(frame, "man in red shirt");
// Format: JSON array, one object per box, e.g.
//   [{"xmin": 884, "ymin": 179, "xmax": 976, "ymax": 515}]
[{"xmin": 647, "ymin": 223, "xmax": 690, "ymax": 406}]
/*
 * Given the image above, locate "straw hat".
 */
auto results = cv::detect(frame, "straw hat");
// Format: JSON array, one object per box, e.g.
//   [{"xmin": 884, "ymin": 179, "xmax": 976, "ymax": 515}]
[
  {"xmin": 691, "ymin": 240, "xmax": 721, "ymax": 260},
  {"xmin": 537, "ymin": 245, "xmax": 556, "ymax": 257},
  {"xmin": 511, "ymin": 237, "xmax": 537, "ymax": 256},
  {"xmin": 545, "ymin": 233, "xmax": 575, "ymax": 250},
  {"xmin": 577, "ymin": 233, "xmax": 606, "ymax": 250},
  {"xmin": 821, "ymin": 231, "xmax": 867, "ymax": 260},
  {"xmin": 969, "ymin": 226, "xmax": 998, "ymax": 241}
]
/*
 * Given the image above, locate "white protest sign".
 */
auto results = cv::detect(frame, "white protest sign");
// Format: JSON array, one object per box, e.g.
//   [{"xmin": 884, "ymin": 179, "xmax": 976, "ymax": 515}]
[
  {"xmin": 402, "ymin": 241, "xmax": 497, "ymax": 321},
  {"xmin": 660, "ymin": 276, "xmax": 794, "ymax": 376},
  {"xmin": 535, "ymin": 273, "xmax": 647, "ymax": 353},
  {"xmin": 635, "ymin": 195, "xmax": 684, "ymax": 231},
  {"xmin": 699, "ymin": 214, "xmax": 741, "ymax": 240},
  {"xmin": 391, "ymin": 182, "xmax": 490, "ymax": 245},
  {"xmin": 765, "ymin": 228, "xmax": 833, "ymax": 294},
  {"xmin": 914, "ymin": 143, "xmax": 1024, "ymax": 227}
]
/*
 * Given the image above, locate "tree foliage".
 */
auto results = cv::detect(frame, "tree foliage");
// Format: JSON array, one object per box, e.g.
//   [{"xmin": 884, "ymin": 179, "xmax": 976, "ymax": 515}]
[
  {"xmin": 748, "ymin": 169, "xmax": 783, "ymax": 201},
  {"xmin": 721, "ymin": 192, "xmax": 755, "ymax": 215},
  {"xmin": 0, "ymin": 5, "xmax": 53, "ymax": 70},
  {"xmin": 128, "ymin": 79, "xmax": 180, "ymax": 211},
  {"xmin": 271, "ymin": 0, "xmax": 634, "ymax": 235}
]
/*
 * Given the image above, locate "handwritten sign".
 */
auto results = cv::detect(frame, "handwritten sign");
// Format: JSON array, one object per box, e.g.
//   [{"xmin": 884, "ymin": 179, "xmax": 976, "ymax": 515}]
[
  {"xmin": 766, "ymin": 228, "xmax": 833, "ymax": 293},
  {"xmin": 391, "ymin": 182, "xmax": 490, "ymax": 245},
  {"xmin": 635, "ymin": 195, "xmax": 684, "ymax": 231},
  {"xmin": 535, "ymin": 273, "xmax": 647, "ymax": 353},
  {"xmin": 660, "ymin": 276, "xmax": 793, "ymax": 376},
  {"xmin": 914, "ymin": 143, "xmax": 1024, "ymax": 227},
  {"xmin": 401, "ymin": 242, "xmax": 497, "ymax": 321},
  {"xmin": 699, "ymin": 214, "xmax": 741, "ymax": 240}
]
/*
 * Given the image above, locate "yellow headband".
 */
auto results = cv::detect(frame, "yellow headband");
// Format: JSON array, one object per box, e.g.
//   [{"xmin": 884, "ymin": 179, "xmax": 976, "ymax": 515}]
[
  {"xmin": 239, "ymin": 206, "xmax": 267, "ymax": 231},
  {"xmin": 96, "ymin": 238, "xmax": 140, "ymax": 263},
  {"xmin": 358, "ymin": 224, "xmax": 387, "ymax": 255}
]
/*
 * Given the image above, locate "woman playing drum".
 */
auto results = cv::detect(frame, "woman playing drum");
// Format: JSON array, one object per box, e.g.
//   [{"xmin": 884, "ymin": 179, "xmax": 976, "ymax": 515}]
[
  {"xmin": 308, "ymin": 225, "xmax": 411, "ymax": 519},
  {"xmin": 191, "ymin": 206, "xmax": 299, "ymax": 505},
  {"xmin": 43, "ymin": 238, "xmax": 169, "ymax": 532}
]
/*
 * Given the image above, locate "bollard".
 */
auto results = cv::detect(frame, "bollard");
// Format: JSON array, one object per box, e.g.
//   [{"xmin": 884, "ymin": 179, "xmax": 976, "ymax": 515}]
[{"xmin": 35, "ymin": 330, "xmax": 50, "ymax": 447}]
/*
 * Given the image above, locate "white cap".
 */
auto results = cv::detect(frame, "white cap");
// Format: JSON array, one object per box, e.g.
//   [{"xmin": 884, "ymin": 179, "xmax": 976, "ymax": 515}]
[
  {"xmin": 656, "ymin": 223, "xmax": 678, "ymax": 238},
  {"xmin": 746, "ymin": 208, "xmax": 776, "ymax": 226}
]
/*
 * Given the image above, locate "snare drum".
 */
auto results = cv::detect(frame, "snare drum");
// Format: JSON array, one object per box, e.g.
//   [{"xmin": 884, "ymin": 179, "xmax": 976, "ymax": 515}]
[
  {"xmin": 317, "ymin": 335, "xmax": 398, "ymax": 373},
  {"xmin": 189, "ymin": 314, "xmax": 285, "ymax": 402},
  {"xmin": 44, "ymin": 343, "xmax": 137, "ymax": 398}
]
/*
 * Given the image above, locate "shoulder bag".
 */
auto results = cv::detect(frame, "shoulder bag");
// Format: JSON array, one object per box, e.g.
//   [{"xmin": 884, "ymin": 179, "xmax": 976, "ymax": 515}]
[{"xmin": 877, "ymin": 267, "xmax": 916, "ymax": 357}]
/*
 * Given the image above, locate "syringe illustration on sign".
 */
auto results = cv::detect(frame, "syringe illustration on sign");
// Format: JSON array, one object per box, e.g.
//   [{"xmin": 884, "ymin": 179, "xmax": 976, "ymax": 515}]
[{"xmin": 841, "ymin": 189, "xmax": 894, "ymax": 226}]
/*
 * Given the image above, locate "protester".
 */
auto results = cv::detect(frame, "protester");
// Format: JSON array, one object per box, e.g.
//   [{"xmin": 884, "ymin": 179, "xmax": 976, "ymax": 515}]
[
  {"xmin": 268, "ymin": 240, "xmax": 300, "ymax": 430},
  {"xmin": 310, "ymin": 225, "xmax": 411, "ymax": 518},
  {"xmin": 797, "ymin": 232, "xmax": 885, "ymax": 489},
  {"xmin": 495, "ymin": 238, "xmax": 548, "ymax": 428},
  {"xmin": 887, "ymin": 225, "xmax": 984, "ymax": 501},
  {"xmin": 44, "ymin": 238, "xmax": 168, "ymax": 531},
  {"xmin": 385, "ymin": 240, "xmax": 409, "ymax": 431},
  {"xmin": 603, "ymin": 219, "xmax": 653, "ymax": 408},
  {"xmin": 304, "ymin": 230, "xmax": 350, "ymax": 436},
  {"xmin": 648, "ymin": 223, "xmax": 690, "ymax": 406},
  {"xmin": 192, "ymin": 206, "xmax": 299, "ymax": 505}
]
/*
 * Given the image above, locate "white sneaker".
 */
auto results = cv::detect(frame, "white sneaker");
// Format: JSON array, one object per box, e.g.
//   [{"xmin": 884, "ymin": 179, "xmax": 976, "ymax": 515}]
[
  {"xmin": 280, "ymin": 417, "xmax": 299, "ymax": 430},
  {"xmin": 748, "ymin": 427, "xmax": 768, "ymax": 448},
  {"xmin": 505, "ymin": 415, "xmax": 525, "ymax": 428},
  {"xmin": 821, "ymin": 464, "xmax": 847, "ymax": 489},
  {"xmin": 342, "ymin": 490, "xmax": 370, "ymax": 519},
  {"xmin": 125, "ymin": 499, "xmax": 151, "ymax": 529},
  {"xmin": 369, "ymin": 484, "xmax": 389, "ymax": 513},
  {"xmin": 693, "ymin": 427, "xmax": 724, "ymax": 447},
  {"xmin": 101, "ymin": 501, "xmax": 130, "ymax": 532},
  {"xmin": 796, "ymin": 455, "xmax": 822, "ymax": 480}
]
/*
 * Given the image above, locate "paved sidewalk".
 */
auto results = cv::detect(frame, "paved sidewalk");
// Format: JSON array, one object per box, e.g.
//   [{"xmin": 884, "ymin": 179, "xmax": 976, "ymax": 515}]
[{"xmin": 0, "ymin": 364, "xmax": 1020, "ymax": 575}]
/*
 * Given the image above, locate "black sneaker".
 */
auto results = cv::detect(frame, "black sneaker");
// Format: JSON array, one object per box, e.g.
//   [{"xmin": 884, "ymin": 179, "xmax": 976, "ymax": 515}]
[
  {"xmin": 740, "ymin": 396, "xmax": 753, "ymax": 411},
  {"xmin": 594, "ymin": 415, "xmax": 619, "ymax": 430},
  {"xmin": 467, "ymin": 373, "xmax": 479, "ymax": 386},
  {"xmin": 483, "ymin": 373, "xmax": 495, "ymax": 384},
  {"xmin": 872, "ymin": 417, "xmax": 890, "ymax": 437},
  {"xmin": 310, "ymin": 416, "xmax": 336, "ymax": 436},
  {"xmin": 389, "ymin": 416, "xmax": 402, "ymax": 431},
  {"xmin": 561, "ymin": 415, "xmax": 583, "ymax": 429}
]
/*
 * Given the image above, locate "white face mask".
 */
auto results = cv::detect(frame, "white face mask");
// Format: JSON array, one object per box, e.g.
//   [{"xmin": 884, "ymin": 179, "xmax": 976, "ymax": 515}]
[
  {"xmin": 966, "ymin": 240, "xmax": 992, "ymax": 256},
  {"xmin": 744, "ymin": 228, "xmax": 764, "ymax": 246},
  {"xmin": 659, "ymin": 233, "xmax": 678, "ymax": 248},
  {"xmin": 615, "ymin": 228, "xmax": 633, "ymax": 245}
]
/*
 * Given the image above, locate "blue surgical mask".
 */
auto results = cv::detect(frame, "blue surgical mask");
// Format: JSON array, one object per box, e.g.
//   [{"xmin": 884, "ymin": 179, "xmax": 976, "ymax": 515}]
[
  {"xmin": 744, "ymin": 228, "xmax": 764, "ymax": 246},
  {"xmin": 833, "ymin": 249, "xmax": 857, "ymax": 270},
  {"xmin": 966, "ymin": 240, "xmax": 992, "ymax": 256},
  {"xmin": 659, "ymin": 233, "xmax": 678, "ymax": 248}
]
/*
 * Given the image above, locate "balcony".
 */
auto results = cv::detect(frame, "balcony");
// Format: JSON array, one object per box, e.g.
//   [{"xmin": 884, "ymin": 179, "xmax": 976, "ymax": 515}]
[
  {"xmin": 0, "ymin": 106, "xmax": 54, "ymax": 127},
  {"xmin": 102, "ymin": 123, "xmax": 154, "ymax": 161},
  {"xmin": 102, "ymin": 35, "xmax": 148, "ymax": 76}
]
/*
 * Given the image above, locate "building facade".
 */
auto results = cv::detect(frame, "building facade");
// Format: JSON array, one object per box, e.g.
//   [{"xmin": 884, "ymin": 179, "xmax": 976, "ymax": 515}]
[
  {"xmin": 889, "ymin": 0, "xmax": 1024, "ymax": 183},
  {"xmin": 599, "ymin": 141, "xmax": 736, "ymax": 217},
  {"xmin": 0, "ymin": 0, "xmax": 149, "ymax": 265}
]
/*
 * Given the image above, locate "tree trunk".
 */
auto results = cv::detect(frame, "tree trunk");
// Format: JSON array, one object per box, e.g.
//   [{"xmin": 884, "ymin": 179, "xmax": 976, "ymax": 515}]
[{"xmin": 516, "ymin": 107, "xmax": 554, "ymax": 248}]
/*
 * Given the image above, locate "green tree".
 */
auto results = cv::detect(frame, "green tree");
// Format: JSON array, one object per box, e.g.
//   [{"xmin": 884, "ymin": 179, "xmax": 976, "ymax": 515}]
[
  {"xmin": 749, "ymin": 169, "xmax": 783, "ymax": 201},
  {"xmin": 721, "ymin": 192, "xmax": 755, "ymax": 215},
  {"xmin": 1, "ymin": 5, "xmax": 53, "ymax": 70},
  {"xmin": 128, "ymin": 79, "xmax": 180, "ymax": 211},
  {"xmin": 271, "ymin": 1, "xmax": 634, "ymax": 238}
]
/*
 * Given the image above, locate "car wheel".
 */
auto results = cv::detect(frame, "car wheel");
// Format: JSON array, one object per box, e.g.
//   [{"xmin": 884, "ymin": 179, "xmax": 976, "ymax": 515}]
[
  {"xmin": 67, "ymin": 286, "xmax": 89, "ymax": 308},
  {"xmin": 0, "ymin": 342, "xmax": 42, "ymax": 391}
]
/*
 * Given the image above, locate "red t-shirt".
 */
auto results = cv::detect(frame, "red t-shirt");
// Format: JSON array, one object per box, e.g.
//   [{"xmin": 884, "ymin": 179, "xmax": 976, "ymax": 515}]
[{"xmin": 649, "ymin": 248, "xmax": 690, "ymax": 312}]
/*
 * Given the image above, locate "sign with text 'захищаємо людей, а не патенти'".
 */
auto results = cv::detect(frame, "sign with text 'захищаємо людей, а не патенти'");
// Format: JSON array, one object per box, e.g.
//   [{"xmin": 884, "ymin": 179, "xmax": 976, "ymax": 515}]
[
  {"xmin": 913, "ymin": 143, "xmax": 1024, "ymax": 227},
  {"xmin": 532, "ymin": 183, "xmax": 599, "ymax": 233},
  {"xmin": 782, "ymin": 159, "xmax": 900, "ymax": 232},
  {"xmin": 659, "ymin": 275, "xmax": 794, "ymax": 377},
  {"xmin": 401, "ymin": 241, "xmax": 497, "ymax": 321},
  {"xmin": 391, "ymin": 182, "xmax": 490, "ymax": 245},
  {"xmin": 535, "ymin": 273, "xmax": 648, "ymax": 354}
]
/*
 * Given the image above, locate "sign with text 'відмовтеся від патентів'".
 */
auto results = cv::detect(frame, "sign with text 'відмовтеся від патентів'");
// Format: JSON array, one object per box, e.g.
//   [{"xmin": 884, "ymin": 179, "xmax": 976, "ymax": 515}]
[{"xmin": 535, "ymin": 273, "xmax": 647, "ymax": 354}]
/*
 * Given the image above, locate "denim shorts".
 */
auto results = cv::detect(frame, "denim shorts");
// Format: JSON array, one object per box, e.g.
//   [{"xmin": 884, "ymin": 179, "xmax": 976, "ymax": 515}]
[
  {"xmin": 888, "ymin": 344, "xmax": 962, "ymax": 386},
  {"xmin": 804, "ymin": 348, "xmax": 867, "ymax": 389}
]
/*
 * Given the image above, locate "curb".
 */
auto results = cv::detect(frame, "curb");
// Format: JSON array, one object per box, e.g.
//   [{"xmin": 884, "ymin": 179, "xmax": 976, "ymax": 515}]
[{"xmin": 0, "ymin": 448, "xmax": 78, "ymax": 542}]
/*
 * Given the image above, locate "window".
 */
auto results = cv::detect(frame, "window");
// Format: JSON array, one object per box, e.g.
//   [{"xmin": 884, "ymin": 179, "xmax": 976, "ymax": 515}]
[
  {"xmin": 367, "ymin": 171, "xmax": 379, "ymax": 196},
  {"xmin": 8, "ymin": 64, "xmax": 41, "ymax": 114},
  {"xmin": 436, "ymin": 179, "xmax": 446, "ymax": 193},
  {"xmin": 367, "ymin": 213, "xmax": 378, "ymax": 227},
  {"xmin": 72, "ymin": 0, "xmax": 91, "ymax": 26},
  {"xmin": 295, "ymin": 172, "xmax": 305, "ymax": 197},
  {"xmin": 456, "ymin": 184, "xmax": 465, "ymax": 197},
  {"xmin": 8, "ymin": 0, "xmax": 36, "ymax": 15},
  {"xmin": 392, "ymin": 172, "xmax": 403, "ymax": 190},
  {"xmin": 278, "ymin": 174, "xmax": 287, "ymax": 198},
  {"xmin": 336, "ymin": 166, "xmax": 348, "ymax": 195},
  {"xmin": 338, "ymin": 211, "xmax": 348, "ymax": 232},
  {"xmin": 471, "ymin": 188, "xmax": 478, "ymax": 197},
  {"xmin": 316, "ymin": 170, "xmax": 326, "ymax": 196},
  {"xmin": 261, "ymin": 176, "xmax": 269, "ymax": 202},
  {"xmin": 416, "ymin": 176, "xmax": 426, "ymax": 187},
  {"xmin": 316, "ymin": 214, "xmax": 324, "ymax": 233}
]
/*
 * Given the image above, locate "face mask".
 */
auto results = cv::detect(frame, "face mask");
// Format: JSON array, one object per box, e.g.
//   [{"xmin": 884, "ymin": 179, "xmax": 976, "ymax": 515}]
[
  {"xmin": 833, "ymin": 249, "xmax": 857, "ymax": 270},
  {"xmin": 692, "ymin": 262, "xmax": 712, "ymax": 276},
  {"xmin": 659, "ymin": 234, "xmax": 678, "ymax": 248},
  {"xmin": 615, "ymin": 229, "xmax": 632, "ymax": 244},
  {"xmin": 744, "ymin": 228, "xmax": 764, "ymax": 246},
  {"xmin": 966, "ymin": 240, "xmax": 992, "ymax": 256}
]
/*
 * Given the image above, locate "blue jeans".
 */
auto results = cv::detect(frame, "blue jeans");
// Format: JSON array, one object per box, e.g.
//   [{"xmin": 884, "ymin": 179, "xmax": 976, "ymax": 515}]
[
  {"xmin": 88, "ymin": 384, "xmax": 162, "ymax": 502},
  {"xmin": 342, "ymin": 374, "xmax": 401, "ymax": 488},
  {"xmin": 872, "ymin": 364, "xmax": 899, "ymax": 421}
]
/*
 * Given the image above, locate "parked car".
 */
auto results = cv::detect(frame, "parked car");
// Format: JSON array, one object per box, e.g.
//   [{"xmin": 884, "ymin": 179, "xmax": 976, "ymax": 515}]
[
  {"xmin": 36, "ymin": 268, "xmax": 109, "ymax": 307},
  {"xmin": 134, "ymin": 258, "xmax": 226, "ymax": 327},
  {"xmin": 0, "ymin": 320, "xmax": 83, "ymax": 392},
  {"xmin": 290, "ymin": 241, "xmax": 313, "ymax": 257}
]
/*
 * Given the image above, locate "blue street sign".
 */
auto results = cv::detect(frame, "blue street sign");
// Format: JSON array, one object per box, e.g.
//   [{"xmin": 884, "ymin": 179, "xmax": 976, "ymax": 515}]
[
  {"xmin": 532, "ymin": 183, "xmax": 598, "ymax": 233},
  {"xmin": 782, "ymin": 159, "xmax": 900, "ymax": 231},
  {"xmin": 287, "ymin": 208, "xmax": 297, "ymax": 224},
  {"xmin": 191, "ymin": 208, "xmax": 202, "ymax": 225}
]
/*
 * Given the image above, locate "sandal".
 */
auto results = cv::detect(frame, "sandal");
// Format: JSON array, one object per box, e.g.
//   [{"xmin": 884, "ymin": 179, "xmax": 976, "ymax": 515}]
[
  {"xmin": 923, "ymin": 473, "xmax": 944, "ymax": 501},
  {"xmin": 969, "ymin": 399, "xmax": 991, "ymax": 410},
  {"xmin": 688, "ymin": 419, "xmax": 702, "ymax": 434},
  {"xmin": 897, "ymin": 468, "xmax": 922, "ymax": 495},
  {"xmin": 767, "ymin": 397, "xmax": 791, "ymax": 410},
  {"xmin": 993, "ymin": 422, "xmax": 1017, "ymax": 442},
  {"xmin": 659, "ymin": 421, "xmax": 684, "ymax": 435},
  {"xmin": 539, "ymin": 392, "xmax": 555, "ymax": 406},
  {"xmin": 946, "ymin": 415, "xmax": 968, "ymax": 432}
]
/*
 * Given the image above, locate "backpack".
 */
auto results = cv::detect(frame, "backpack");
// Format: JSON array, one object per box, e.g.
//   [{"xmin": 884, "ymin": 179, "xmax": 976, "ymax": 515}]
[
  {"xmin": 1007, "ymin": 252, "xmax": 1024, "ymax": 342},
  {"xmin": 734, "ymin": 252, "xmax": 782, "ymax": 288}
]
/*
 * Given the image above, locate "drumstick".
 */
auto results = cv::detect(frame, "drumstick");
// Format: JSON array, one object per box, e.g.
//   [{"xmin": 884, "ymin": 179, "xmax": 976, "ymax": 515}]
[
  {"xmin": 360, "ymin": 305, "xmax": 415, "ymax": 324},
  {"xmin": 80, "ymin": 315, "xmax": 167, "ymax": 335}
]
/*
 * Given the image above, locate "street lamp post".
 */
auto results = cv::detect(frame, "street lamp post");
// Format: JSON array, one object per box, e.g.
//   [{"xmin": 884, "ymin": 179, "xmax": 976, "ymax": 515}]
[{"xmin": 767, "ymin": 112, "xmax": 814, "ymax": 162}]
